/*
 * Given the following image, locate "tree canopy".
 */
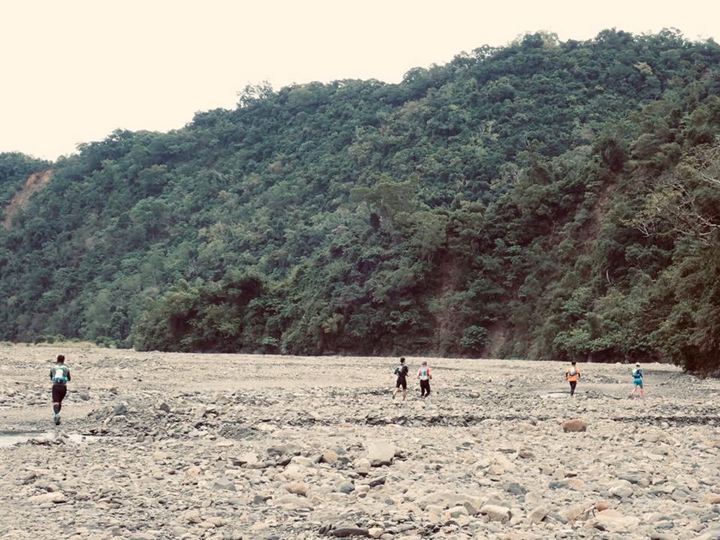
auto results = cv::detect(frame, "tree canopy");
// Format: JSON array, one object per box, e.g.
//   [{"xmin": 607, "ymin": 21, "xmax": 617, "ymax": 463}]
[{"xmin": 1, "ymin": 29, "xmax": 720, "ymax": 373}]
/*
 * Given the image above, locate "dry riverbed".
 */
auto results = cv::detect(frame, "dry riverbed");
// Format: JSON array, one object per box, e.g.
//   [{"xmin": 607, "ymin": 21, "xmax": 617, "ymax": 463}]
[{"xmin": 1, "ymin": 346, "xmax": 719, "ymax": 540}]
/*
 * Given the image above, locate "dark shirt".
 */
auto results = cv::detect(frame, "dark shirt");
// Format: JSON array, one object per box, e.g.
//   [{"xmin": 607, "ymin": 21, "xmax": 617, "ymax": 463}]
[{"xmin": 395, "ymin": 365, "xmax": 409, "ymax": 381}]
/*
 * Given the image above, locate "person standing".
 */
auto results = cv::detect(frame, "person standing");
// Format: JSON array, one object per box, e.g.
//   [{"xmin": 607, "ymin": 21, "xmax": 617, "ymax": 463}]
[
  {"xmin": 630, "ymin": 362, "xmax": 645, "ymax": 397},
  {"xmin": 565, "ymin": 361, "xmax": 580, "ymax": 397},
  {"xmin": 418, "ymin": 361, "xmax": 432, "ymax": 398},
  {"xmin": 392, "ymin": 357, "xmax": 409, "ymax": 401},
  {"xmin": 50, "ymin": 354, "xmax": 71, "ymax": 425}
]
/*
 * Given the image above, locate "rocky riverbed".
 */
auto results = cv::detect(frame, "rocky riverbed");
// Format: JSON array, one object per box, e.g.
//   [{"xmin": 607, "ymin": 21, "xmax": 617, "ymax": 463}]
[{"xmin": 1, "ymin": 346, "xmax": 719, "ymax": 540}]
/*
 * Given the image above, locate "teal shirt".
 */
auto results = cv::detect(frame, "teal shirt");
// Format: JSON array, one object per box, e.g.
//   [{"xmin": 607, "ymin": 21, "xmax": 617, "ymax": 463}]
[{"xmin": 50, "ymin": 364, "xmax": 71, "ymax": 385}]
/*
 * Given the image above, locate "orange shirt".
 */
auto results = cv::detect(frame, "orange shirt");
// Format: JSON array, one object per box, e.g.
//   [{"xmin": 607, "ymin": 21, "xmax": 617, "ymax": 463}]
[{"xmin": 566, "ymin": 366, "xmax": 580, "ymax": 382}]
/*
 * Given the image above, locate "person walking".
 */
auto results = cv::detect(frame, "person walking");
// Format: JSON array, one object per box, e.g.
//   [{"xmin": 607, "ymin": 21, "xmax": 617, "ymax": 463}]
[
  {"xmin": 418, "ymin": 361, "xmax": 432, "ymax": 398},
  {"xmin": 630, "ymin": 362, "xmax": 645, "ymax": 397},
  {"xmin": 50, "ymin": 354, "xmax": 71, "ymax": 425},
  {"xmin": 392, "ymin": 357, "xmax": 409, "ymax": 401},
  {"xmin": 565, "ymin": 361, "xmax": 580, "ymax": 397}
]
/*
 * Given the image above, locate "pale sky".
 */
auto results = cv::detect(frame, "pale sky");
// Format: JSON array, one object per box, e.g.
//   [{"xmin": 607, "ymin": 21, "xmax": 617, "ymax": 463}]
[{"xmin": 1, "ymin": 0, "xmax": 719, "ymax": 161}]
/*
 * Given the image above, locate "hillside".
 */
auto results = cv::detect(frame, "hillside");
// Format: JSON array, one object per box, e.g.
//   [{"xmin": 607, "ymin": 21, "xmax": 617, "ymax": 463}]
[{"xmin": 1, "ymin": 29, "xmax": 719, "ymax": 372}]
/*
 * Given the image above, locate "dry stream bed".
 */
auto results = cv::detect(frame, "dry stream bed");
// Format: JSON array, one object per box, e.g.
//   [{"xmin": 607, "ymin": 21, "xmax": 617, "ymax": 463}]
[{"xmin": 1, "ymin": 346, "xmax": 718, "ymax": 540}]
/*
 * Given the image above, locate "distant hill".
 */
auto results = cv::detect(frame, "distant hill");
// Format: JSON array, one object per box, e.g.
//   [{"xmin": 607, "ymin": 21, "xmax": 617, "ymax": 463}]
[{"xmin": 1, "ymin": 29, "xmax": 719, "ymax": 372}]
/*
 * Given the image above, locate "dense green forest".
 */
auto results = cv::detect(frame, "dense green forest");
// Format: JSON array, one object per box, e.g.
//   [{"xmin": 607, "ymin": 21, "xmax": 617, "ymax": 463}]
[{"xmin": 1, "ymin": 29, "xmax": 719, "ymax": 372}]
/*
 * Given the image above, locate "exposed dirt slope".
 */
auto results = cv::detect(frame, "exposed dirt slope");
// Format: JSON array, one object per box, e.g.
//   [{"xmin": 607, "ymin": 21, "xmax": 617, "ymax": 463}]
[{"xmin": 2, "ymin": 169, "xmax": 54, "ymax": 229}]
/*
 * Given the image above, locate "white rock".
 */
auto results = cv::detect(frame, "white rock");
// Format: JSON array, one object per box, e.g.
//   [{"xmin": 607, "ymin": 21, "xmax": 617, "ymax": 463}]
[
  {"xmin": 590, "ymin": 510, "xmax": 639, "ymax": 532},
  {"xmin": 283, "ymin": 482, "xmax": 310, "ymax": 497},
  {"xmin": 182, "ymin": 510, "xmax": 202, "ymax": 524},
  {"xmin": 354, "ymin": 458, "xmax": 372, "ymax": 474},
  {"xmin": 609, "ymin": 480, "xmax": 633, "ymax": 498},
  {"xmin": 527, "ymin": 506, "xmax": 548, "ymax": 524},
  {"xmin": 27, "ymin": 492, "xmax": 66, "ymax": 504},
  {"xmin": 481, "ymin": 504, "xmax": 511, "ymax": 523},
  {"xmin": 444, "ymin": 506, "xmax": 469, "ymax": 519},
  {"xmin": 559, "ymin": 503, "xmax": 592, "ymax": 522},
  {"xmin": 367, "ymin": 440, "xmax": 396, "ymax": 467}
]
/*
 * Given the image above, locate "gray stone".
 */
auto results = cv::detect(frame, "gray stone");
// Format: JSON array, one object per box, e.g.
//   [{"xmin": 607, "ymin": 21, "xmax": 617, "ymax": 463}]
[
  {"xmin": 518, "ymin": 448, "xmax": 536, "ymax": 459},
  {"xmin": 213, "ymin": 478, "xmax": 236, "ymax": 491},
  {"xmin": 368, "ymin": 476, "xmax": 386, "ymax": 488},
  {"xmin": 337, "ymin": 482, "xmax": 355, "ymax": 494},
  {"xmin": 113, "ymin": 404, "xmax": 128, "ymax": 416},
  {"xmin": 505, "ymin": 482, "xmax": 527, "ymax": 496},
  {"xmin": 252, "ymin": 494, "xmax": 272, "ymax": 505}
]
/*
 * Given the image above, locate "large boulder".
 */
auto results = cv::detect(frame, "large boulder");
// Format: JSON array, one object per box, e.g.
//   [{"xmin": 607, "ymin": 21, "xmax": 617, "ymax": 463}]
[{"xmin": 366, "ymin": 440, "xmax": 396, "ymax": 467}]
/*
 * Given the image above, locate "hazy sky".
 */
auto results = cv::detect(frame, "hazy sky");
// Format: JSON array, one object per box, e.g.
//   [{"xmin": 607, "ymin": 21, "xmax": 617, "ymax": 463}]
[{"xmin": 2, "ymin": 0, "xmax": 719, "ymax": 161}]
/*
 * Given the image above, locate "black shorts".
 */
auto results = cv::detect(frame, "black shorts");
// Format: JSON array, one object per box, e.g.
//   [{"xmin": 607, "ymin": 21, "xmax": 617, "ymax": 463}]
[
  {"xmin": 52, "ymin": 384, "xmax": 67, "ymax": 403},
  {"xmin": 396, "ymin": 379, "xmax": 407, "ymax": 390}
]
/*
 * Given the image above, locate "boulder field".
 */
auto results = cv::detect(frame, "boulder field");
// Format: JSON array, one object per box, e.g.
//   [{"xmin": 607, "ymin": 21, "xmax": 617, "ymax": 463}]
[{"xmin": 1, "ymin": 346, "xmax": 718, "ymax": 539}]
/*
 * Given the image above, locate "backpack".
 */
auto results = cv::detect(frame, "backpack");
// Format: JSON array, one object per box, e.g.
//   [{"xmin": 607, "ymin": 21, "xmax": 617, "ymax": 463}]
[
  {"xmin": 632, "ymin": 368, "xmax": 641, "ymax": 379},
  {"xmin": 569, "ymin": 367, "xmax": 577, "ymax": 376},
  {"xmin": 52, "ymin": 366, "xmax": 68, "ymax": 384}
]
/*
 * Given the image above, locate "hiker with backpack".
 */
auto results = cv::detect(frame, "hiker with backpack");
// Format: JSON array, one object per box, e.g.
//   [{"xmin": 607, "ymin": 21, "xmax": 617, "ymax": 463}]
[
  {"xmin": 50, "ymin": 354, "xmax": 71, "ymax": 425},
  {"xmin": 392, "ymin": 357, "xmax": 410, "ymax": 401},
  {"xmin": 418, "ymin": 361, "xmax": 432, "ymax": 398},
  {"xmin": 565, "ymin": 361, "xmax": 580, "ymax": 397},
  {"xmin": 630, "ymin": 362, "xmax": 645, "ymax": 397}
]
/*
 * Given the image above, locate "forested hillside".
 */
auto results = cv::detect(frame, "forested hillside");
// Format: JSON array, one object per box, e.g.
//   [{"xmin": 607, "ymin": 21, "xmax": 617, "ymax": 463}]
[{"xmin": 1, "ymin": 29, "xmax": 719, "ymax": 372}]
